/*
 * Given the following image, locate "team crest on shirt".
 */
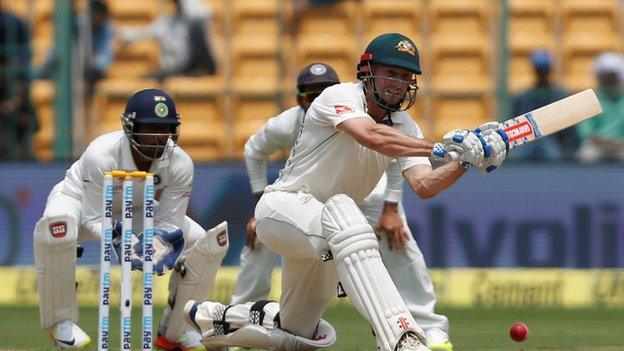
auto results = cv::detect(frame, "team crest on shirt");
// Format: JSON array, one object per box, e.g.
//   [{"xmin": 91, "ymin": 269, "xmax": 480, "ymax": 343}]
[
  {"xmin": 396, "ymin": 40, "xmax": 416, "ymax": 56},
  {"xmin": 49, "ymin": 221, "xmax": 67, "ymax": 238},
  {"xmin": 155, "ymin": 102, "xmax": 169, "ymax": 117},
  {"xmin": 334, "ymin": 105, "xmax": 353, "ymax": 115}
]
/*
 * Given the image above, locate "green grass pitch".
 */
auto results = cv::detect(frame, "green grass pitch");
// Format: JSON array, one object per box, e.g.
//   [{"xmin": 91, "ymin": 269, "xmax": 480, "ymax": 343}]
[{"xmin": 0, "ymin": 304, "xmax": 622, "ymax": 350}]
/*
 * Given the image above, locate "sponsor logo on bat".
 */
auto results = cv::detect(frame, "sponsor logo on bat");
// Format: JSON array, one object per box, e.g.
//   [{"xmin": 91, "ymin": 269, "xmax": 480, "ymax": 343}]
[
  {"xmin": 524, "ymin": 112, "xmax": 543, "ymax": 138},
  {"xmin": 503, "ymin": 120, "xmax": 534, "ymax": 142}
]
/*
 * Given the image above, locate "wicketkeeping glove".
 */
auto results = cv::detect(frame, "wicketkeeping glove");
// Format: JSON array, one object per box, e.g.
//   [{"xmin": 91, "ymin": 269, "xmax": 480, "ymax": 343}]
[{"xmin": 132, "ymin": 228, "xmax": 185, "ymax": 275}]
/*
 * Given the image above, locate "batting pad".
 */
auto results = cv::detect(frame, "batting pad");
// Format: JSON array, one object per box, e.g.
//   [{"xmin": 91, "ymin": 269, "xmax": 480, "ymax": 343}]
[
  {"xmin": 164, "ymin": 221, "xmax": 229, "ymax": 341},
  {"xmin": 34, "ymin": 214, "xmax": 79, "ymax": 329},
  {"xmin": 185, "ymin": 300, "xmax": 336, "ymax": 351},
  {"xmin": 321, "ymin": 194, "xmax": 424, "ymax": 351}
]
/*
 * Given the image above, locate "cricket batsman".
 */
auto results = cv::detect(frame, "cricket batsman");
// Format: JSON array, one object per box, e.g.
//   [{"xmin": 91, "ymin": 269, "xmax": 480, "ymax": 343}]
[
  {"xmin": 33, "ymin": 88, "xmax": 230, "ymax": 350},
  {"xmin": 231, "ymin": 62, "xmax": 454, "ymax": 350},
  {"xmin": 185, "ymin": 33, "xmax": 508, "ymax": 351}
]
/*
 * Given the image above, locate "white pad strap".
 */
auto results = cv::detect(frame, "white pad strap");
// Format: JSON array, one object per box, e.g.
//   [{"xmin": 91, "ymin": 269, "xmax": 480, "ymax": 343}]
[
  {"xmin": 164, "ymin": 221, "xmax": 229, "ymax": 340},
  {"xmin": 321, "ymin": 194, "xmax": 424, "ymax": 351},
  {"xmin": 187, "ymin": 301, "xmax": 336, "ymax": 351},
  {"xmin": 34, "ymin": 214, "xmax": 78, "ymax": 329}
]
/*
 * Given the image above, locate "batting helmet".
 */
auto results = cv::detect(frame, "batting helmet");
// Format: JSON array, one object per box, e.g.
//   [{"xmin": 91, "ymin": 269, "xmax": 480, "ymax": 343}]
[
  {"xmin": 357, "ymin": 33, "xmax": 421, "ymax": 113},
  {"xmin": 121, "ymin": 88, "xmax": 181, "ymax": 160}
]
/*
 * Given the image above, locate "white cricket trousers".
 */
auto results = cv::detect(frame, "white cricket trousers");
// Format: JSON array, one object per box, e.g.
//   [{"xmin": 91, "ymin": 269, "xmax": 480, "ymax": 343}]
[
  {"xmin": 241, "ymin": 189, "xmax": 448, "ymax": 335},
  {"xmin": 254, "ymin": 190, "xmax": 338, "ymax": 339}
]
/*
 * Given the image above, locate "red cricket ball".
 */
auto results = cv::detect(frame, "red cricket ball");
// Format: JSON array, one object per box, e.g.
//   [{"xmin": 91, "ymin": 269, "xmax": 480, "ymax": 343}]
[{"xmin": 509, "ymin": 322, "xmax": 529, "ymax": 342}]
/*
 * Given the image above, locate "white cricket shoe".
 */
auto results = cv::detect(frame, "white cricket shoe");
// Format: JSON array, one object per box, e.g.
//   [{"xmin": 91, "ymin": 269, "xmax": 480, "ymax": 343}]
[
  {"xmin": 48, "ymin": 320, "xmax": 91, "ymax": 350},
  {"xmin": 395, "ymin": 331, "xmax": 431, "ymax": 351},
  {"xmin": 426, "ymin": 328, "xmax": 453, "ymax": 351}
]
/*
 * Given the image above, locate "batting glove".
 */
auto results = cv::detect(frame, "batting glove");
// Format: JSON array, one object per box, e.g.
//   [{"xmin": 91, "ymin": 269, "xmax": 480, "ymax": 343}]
[
  {"xmin": 475, "ymin": 122, "xmax": 509, "ymax": 173},
  {"xmin": 434, "ymin": 128, "xmax": 489, "ymax": 168}
]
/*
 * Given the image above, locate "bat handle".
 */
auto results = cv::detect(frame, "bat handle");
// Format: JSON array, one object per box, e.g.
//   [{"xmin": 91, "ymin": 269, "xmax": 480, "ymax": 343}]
[
  {"xmin": 446, "ymin": 151, "xmax": 460, "ymax": 162},
  {"xmin": 432, "ymin": 143, "xmax": 461, "ymax": 162}
]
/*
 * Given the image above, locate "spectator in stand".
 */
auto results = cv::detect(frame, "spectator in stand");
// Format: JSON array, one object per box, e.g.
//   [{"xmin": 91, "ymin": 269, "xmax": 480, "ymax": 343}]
[
  {"xmin": 510, "ymin": 49, "xmax": 577, "ymax": 161},
  {"xmin": 36, "ymin": 0, "xmax": 114, "ymax": 98},
  {"xmin": 0, "ymin": 6, "xmax": 38, "ymax": 161},
  {"xmin": 576, "ymin": 52, "xmax": 624, "ymax": 162},
  {"xmin": 119, "ymin": 0, "xmax": 216, "ymax": 81}
]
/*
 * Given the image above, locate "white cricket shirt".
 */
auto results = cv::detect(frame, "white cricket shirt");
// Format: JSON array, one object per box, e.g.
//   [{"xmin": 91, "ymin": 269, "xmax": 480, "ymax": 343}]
[
  {"xmin": 55, "ymin": 131, "xmax": 194, "ymax": 238},
  {"xmin": 266, "ymin": 82, "xmax": 430, "ymax": 203}
]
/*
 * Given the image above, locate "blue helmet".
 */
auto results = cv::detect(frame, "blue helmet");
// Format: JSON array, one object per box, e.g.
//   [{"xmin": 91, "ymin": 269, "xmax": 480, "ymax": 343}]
[{"xmin": 122, "ymin": 88, "xmax": 181, "ymax": 160}]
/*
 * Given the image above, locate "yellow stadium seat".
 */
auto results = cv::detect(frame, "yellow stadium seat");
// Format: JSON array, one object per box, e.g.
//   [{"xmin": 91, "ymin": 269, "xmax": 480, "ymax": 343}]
[
  {"xmin": 297, "ymin": 36, "xmax": 358, "ymax": 83},
  {"xmin": 107, "ymin": 0, "xmax": 157, "ymax": 25},
  {"xmin": 232, "ymin": 95, "xmax": 281, "ymax": 158},
  {"xmin": 166, "ymin": 78, "xmax": 226, "ymax": 161},
  {"xmin": 31, "ymin": 80, "xmax": 55, "ymax": 162},
  {"xmin": 431, "ymin": 95, "xmax": 492, "ymax": 139},
  {"xmin": 108, "ymin": 40, "xmax": 159, "ymax": 78},
  {"xmin": 561, "ymin": 0, "xmax": 622, "ymax": 52},
  {"xmin": 430, "ymin": 41, "xmax": 492, "ymax": 94},
  {"xmin": 429, "ymin": 0, "xmax": 491, "ymax": 44},
  {"xmin": 174, "ymin": 95, "xmax": 227, "ymax": 161},
  {"xmin": 297, "ymin": 1, "xmax": 356, "ymax": 38},
  {"xmin": 508, "ymin": 0, "xmax": 555, "ymax": 52},
  {"xmin": 231, "ymin": 45, "xmax": 282, "ymax": 92},
  {"xmin": 362, "ymin": 0, "xmax": 423, "ymax": 45},
  {"xmin": 232, "ymin": 0, "xmax": 280, "ymax": 36},
  {"xmin": 163, "ymin": 76, "xmax": 223, "ymax": 96}
]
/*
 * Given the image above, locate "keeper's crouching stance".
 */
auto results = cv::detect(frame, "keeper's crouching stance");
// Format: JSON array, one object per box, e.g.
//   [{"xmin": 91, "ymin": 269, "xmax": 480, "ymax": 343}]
[{"xmin": 34, "ymin": 88, "xmax": 231, "ymax": 350}]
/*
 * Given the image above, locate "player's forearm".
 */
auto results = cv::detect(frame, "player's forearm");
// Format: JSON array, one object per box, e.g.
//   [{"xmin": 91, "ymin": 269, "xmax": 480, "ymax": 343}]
[
  {"xmin": 364, "ymin": 124, "xmax": 433, "ymax": 157},
  {"xmin": 404, "ymin": 162, "xmax": 465, "ymax": 199},
  {"xmin": 245, "ymin": 155, "xmax": 269, "ymax": 194}
]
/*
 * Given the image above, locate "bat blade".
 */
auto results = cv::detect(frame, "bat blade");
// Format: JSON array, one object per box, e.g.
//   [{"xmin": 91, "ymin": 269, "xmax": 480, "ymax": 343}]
[{"xmin": 501, "ymin": 88, "xmax": 602, "ymax": 149}]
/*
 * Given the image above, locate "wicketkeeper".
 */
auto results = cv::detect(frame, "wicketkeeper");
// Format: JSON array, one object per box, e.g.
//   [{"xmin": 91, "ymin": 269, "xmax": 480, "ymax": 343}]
[{"xmin": 33, "ymin": 88, "xmax": 229, "ymax": 350}]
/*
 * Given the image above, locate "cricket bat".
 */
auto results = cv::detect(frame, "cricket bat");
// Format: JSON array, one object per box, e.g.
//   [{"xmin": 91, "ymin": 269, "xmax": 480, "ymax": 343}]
[{"xmin": 444, "ymin": 88, "xmax": 603, "ymax": 160}]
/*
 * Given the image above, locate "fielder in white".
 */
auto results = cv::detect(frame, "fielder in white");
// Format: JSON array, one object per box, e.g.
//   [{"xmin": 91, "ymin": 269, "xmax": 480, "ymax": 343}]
[
  {"xmin": 34, "ymin": 88, "xmax": 229, "ymax": 350},
  {"xmin": 185, "ymin": 33, "xmax": 509, "ymax": 351},
  {"xmin": 231, "ymin": 62, "xmax": 453, "ymax": 351}
]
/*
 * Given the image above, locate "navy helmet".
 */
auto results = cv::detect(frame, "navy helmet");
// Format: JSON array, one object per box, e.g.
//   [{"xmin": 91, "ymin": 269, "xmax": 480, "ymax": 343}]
[{"xmin": 122, "ymin": 88, "xmax": 181, "ymax": 160}]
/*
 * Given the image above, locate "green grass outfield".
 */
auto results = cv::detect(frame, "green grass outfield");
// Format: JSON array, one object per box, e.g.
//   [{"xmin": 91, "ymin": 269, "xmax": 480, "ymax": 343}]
[{"xmin": 1, "ymin": 304, "xmax": 623, "ymax": 350}]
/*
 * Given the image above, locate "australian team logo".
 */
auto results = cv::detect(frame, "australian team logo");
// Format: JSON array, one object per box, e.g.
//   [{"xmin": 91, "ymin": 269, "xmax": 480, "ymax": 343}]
[{"xmin": 396, "ymin": 40, "xmax": 416, "ymax": 56}]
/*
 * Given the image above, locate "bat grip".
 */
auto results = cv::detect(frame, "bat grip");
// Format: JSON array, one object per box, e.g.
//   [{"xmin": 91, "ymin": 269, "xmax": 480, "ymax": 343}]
[{"xmin": 447, "ymin": 151, "xmax": 460, "ymax": 162}]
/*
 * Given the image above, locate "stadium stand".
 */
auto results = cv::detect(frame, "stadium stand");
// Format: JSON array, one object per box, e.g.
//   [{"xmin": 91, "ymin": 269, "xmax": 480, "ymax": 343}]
[
  {"xmin": 12, "ymin": 0, "xmax": 624, "ymax": 160},
  {"xmin": 508, "ymin": 0, "xmax": 556, "ymax": 92}
]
